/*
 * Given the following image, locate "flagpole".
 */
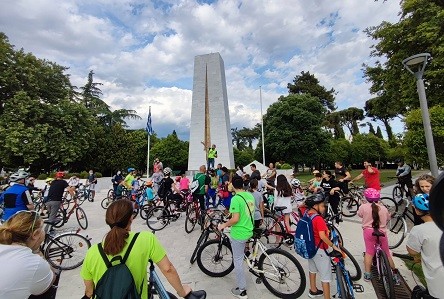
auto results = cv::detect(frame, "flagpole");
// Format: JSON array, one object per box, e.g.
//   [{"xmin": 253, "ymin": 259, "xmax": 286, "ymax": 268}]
[
  {"xmin": 260, "ymin": 86, "xmax": 265, "ymax": 165},
  {"xmin": 146, "ymin": 106, "xmax": 151, "ymax": 178}
]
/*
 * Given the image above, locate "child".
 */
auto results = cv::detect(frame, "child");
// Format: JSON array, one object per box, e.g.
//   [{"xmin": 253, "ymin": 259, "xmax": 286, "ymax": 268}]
[
  {"xmin": 179, "ymin": 173, "xmax": 190, "ymax": 192},
  {"xmin": 309, "ymin": 173, "xmax": 323, "ymax": 192},
  {"xmin": 291, "ymin": 178, "xmax": 305, "ymax": 204},
  {"xmin": 305, "ymin": 194, "xmax": 340, "ymax": 299},
  {"xmin": 207, "ymin": 169, "xmax": 218, "ymax": 207},
  {"xmin": 406, "ymin": 193, "xmax": 444, "ymax": 299},
  {"xmin": 357, "ymin": 188, "xmax": 400, "ymax": 284},
  {"xmin": 145, "ymin": 180, "xmax": 155, "ymax": 202},
  {"xmin": 249, "ymin": 179, "xmax": 264, "ymax": 228},
  {"xmin": 131, "ymin": 175, "xmax": 141, "ymax": 200},
  {"xmin": 274, "ymin": 175, "xmax": 293, "ymax": 231}
]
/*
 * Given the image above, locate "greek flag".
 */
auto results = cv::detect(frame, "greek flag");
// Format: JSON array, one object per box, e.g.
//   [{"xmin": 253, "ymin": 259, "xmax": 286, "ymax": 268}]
[{"xmin": 146, "ymin": 109, "xmax": 153, "ymax": 135}]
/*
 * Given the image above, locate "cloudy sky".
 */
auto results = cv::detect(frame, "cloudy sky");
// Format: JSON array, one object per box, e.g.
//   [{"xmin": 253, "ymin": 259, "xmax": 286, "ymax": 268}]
[{"xmin": 0, "ymin": 0, "xmax": 402, "ymax": 140}]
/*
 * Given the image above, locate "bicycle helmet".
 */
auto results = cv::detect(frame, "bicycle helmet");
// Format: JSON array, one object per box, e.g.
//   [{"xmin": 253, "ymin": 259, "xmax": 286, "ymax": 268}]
[
  {"xmin": 163, "ymin": 167, "xmax": 172, "ymax": 176},
  {"xmin": 394, "ymin": 158, "xmax": 403, "ymax": 164},
  {"xmin": 304, "ymin": 193, "xmax": 325, "ymax": 207},
  {"xmin": 127, "ymin": 167, "xmax": 135, "ymax": 173},
  {"xmin": 9, "ymin": 170, "xmax": 30, "ymax": 182},
  {"xmin": 55, "ymin": 171, "xmax": 65, "ymax": 178},
  {"xmin": 363, "ymin": 188, "xmax": 380, "ymax": 202},
  {"xmin": 290, "ymin": 178, "xmax": 301, "ymax": 188},
  {"xmin": 45, "ymin": 177, "xmax": 54, "ymax": 183},
  {"xmin": 412, "ymin": 193, "xmax": 429, "ymax": 212}
]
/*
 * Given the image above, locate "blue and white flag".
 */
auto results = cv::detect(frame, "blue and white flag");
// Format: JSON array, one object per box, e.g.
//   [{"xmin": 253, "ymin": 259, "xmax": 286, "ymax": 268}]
[{"xmin": 146, "ymin": 108, "xmax": 153, "ymax": 135}]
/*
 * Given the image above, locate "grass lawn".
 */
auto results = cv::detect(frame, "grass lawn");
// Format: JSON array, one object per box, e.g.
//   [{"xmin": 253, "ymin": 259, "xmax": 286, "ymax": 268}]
[{"xmin": 293, "ymin": 169, "xmax": 428, "ymax": 186}]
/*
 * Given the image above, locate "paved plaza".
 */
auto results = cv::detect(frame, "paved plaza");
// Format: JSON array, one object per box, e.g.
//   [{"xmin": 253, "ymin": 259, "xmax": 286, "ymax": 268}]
[{"xmin": 37, "ymin": 178, "xmax": 418, "ymax": 299}]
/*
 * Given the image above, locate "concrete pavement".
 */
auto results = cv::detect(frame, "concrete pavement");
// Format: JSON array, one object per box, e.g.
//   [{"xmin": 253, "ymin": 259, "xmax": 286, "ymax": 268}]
[{"xmin": 32, "ymin": 178, "xmax": 418, "ymax": 298}]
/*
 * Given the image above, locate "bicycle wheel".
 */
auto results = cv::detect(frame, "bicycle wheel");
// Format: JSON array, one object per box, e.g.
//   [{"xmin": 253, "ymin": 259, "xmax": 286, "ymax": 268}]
[
  {"xmin": 336, "ymin": 264, "xmax": 353, "ymax": 299},
  {"xmin": 380, "ymin": 196, "xmax": 398, "ymax": 216},
  {"xmin": 185, "ymin": 204, "xmax": 197, "ymax": 234},
  {"xmin": 77, "ymin": 194, "xmax": 87, "ymax": 206},
  {"xmin": 100, "ymin": 197, "xmax": 111, "ymax": 209},
  {"xmin": 53, "ymin": 207, "xmax": 65, "ymax": 228},
  {"xmin": 378, "ymin": 250, "xmax": 395, "ymax": 299},
  {"xmin": 75, "ymin": 207, "xmax": 88, "ymax": 230},
  {"xmin": 107, "ymin": 189, "xmax": 114, "ymax": 199},
  {"xmin": 196, "ymin": 238, "xmax": 234, "ymax": 277},
  {"xmin": 140, "ymin": 203, "xmax": 153, "ymax": 220},
  {"xmin": 387, "ymin": 215, "xmax": 407, "ymax": 249},
  {"xmin": 341, "ymin": 196, "xmax": 359, "ymax": 217},
  {"xmin": 87, "ymin": 190, "xmax": 93, "ymax": 202},
  {"xmin": 392, "ymin": 186, "xmax": 403, "ymax": 202},
  {"xmin": 44, "ymin": 233, "xmax": 91, "ymax": 270},
  {"xmin": 190, "ymin": 230, "xmax": 210, "ymax": 264},
  {"xmin": 330, "ymin": 225, "xmax": 344, "ymax": 247},
  {"xmin": 340, "ymin": 245, "xmax": 362, "ymax": 281},
  {"xmin": 261, "ymin": 214, "xmax": 284, "ymax": 249},
  {"xmin": 258, "ymin": 248, "xmax": 306, "ymax": 298},
  {"xmin": 146, "ymin": 206, "xmax": 170, "ymax": 231}
]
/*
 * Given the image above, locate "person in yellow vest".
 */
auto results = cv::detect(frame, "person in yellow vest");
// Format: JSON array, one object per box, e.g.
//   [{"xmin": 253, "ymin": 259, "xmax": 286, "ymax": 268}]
[{"xmin": 201, "ymin": 142, "xmax": 218, "ymax": 170}]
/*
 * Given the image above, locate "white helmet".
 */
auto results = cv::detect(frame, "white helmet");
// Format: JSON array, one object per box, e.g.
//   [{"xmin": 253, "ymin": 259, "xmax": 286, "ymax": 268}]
[
  {"xmin": 290, "ymin": 178, "xmax": 301, "ymax": 188},
  {"xmin": 9, "ymin": 170, "xmax": 30, "ymax": 182},
  {"xmin": 163, "ymin": 167, "xmax": 172, "ymax": 176}
]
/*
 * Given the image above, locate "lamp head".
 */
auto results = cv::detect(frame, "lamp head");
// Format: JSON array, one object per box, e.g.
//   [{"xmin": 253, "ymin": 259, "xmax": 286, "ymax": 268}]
[{"xmin": 402, "ymin": 53, "xmax": 431, "ymax": 79}]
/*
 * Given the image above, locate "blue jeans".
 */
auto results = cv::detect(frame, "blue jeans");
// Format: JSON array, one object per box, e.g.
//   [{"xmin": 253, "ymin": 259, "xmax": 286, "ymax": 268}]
[{"xmin": 207, "ymin": 158, "xmax": 215, "ymax": 170}]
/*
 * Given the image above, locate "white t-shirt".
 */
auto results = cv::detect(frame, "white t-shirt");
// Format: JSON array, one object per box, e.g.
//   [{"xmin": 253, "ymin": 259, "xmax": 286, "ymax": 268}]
[
  {"xmin": 406, "ymin": 221, "xmax": 444, "ymax": 298},
  {"xmin": 0, "ymin": 245, "xmax": 53, "ymax": 298},
  {"xmin": 274, "ymin": 190, "xmax": 292, "ymax": 214}
]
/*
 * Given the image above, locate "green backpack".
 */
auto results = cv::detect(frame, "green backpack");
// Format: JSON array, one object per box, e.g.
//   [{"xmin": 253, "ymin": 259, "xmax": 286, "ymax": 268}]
[{"xmin": 95, "ymin": 233, "xmax": 141, "ymax": 299}]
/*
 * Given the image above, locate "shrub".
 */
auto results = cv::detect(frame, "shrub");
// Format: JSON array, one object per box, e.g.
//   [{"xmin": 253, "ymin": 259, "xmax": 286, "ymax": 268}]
[
  {"xmin": 79, "ymin": 171, "xmax": 89, "ymax": 179},
  {"xmin": 280, "ymin": 163, "xmax": 292, "ymax": 170},
  {"xmin": 37, "ymin": 173, "xmax": 47, "ymax": 180},
  {"xmin": 95, "ymin": 172, "xmax": 102, "ymax": 178}
]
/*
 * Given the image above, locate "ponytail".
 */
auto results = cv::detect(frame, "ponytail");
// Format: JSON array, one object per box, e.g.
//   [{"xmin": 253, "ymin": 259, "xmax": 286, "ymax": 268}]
[
  {"xmin": 0, "ymin": 211, "xmax": 42, "ymax": 245},
  {"xmin": 371, "ymin": 202, "xmax": 380, "ymax": 229},
  {"xmin": 103, "ymin": 200, "xmax": 133, "ymax": 255}
]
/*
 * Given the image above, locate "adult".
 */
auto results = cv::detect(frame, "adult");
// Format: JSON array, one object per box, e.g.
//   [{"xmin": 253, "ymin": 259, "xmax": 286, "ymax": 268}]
[
  {"xmin": 406, "ymin": 194, "xmax": 444, "ymax": 299},
  {"xmin": 216, "ymin": 163, "xmax": 223, "ymax": 184},
  {"xmin": 0, "ymin": 211, "xmax": 54, "ymax": 298},
  {"xmin": 249, "ymin": 164, "xmax": 261, "ymax": 181},
  {"xmin": 111, "ymin": 170, "xmax": 123, "ymax": 196},
  {"xmin": 205, "ymin": 144, "xmax": 218, "ymax": 170},
  {"xmin": 395, "ymin": 158, "xmax": 414, "ymax": 198},
  {"xmin": 123, "ymin": 168, "xmax": 136, "ymax": 191},
  {"xmin": 218, "ymin": 176, "xmax": 254, "ymax": 299},
  {"xmin": 68, "ymin": 175, "xmax": 80, "ymax": 189},
  {"xmin": 27, "ymin": 177, "xmax": 41, "ymax": 192},
  {"xmin": 263, "ymin": 163, "xmax": 277, "ymax": 187},
  {"xmin": 235, "ymin": 166, "xmax": 244, "ymax": 178},
  {"xmin": 193, "ymin": 165, "xmax": 210, "ymax": 219},
  {"xmin": 46, "ymin": 172, "xmax": 74, "ymax": 224},
  {"xmin": 86, "ymin": 170, "xmax": 98, "ymax": 201},
  {"xmin": 153, "ymin": 158, "xmax": 163, "ymax": 174},
  {"xmin": 274, "ymin": 174, "xmax": 293, "ymax": 230},
  {"xmin": 0, "ymin": 170, "xmax": 34, "ymax": 221},
  {"xmin": 319, "ymin": 170, "xmax": 341, "ymax": 224},
  {"xmin": 160, "ymin": 167, "xmax": 181, "ymax": 202},
  {"xmin": 334, "ymin": 161, "xmax": 351, "ymax": 194},
  {"xmin": 80, "ymin": 200, "xmax": 195, "ymax": 298},
  {"xmin": 351, "ymin": 159, "xmax": 381, "ymax": 190}
]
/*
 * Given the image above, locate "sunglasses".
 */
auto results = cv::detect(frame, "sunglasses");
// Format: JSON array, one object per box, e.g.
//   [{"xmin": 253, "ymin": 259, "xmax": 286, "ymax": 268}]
[{"xmin": 11, "ymin": 210, "xmax": 39, "ymax": 233}]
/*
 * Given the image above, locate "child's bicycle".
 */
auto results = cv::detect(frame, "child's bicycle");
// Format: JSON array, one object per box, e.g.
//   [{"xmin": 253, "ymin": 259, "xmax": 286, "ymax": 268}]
[
  {"xmin": 329, "ymin": 222, "xmax": 364, "ymax": 298},
  {"xmin": 196, "ymin": 228, "xmax": 306, "ymax": 298},
  {"xmin": 53, "ymin": 197, "xmax": 88, "ymax": 230},
  {"xmin": 372, "ymin": 229, "xmax": 396, "ymax": 299},
  {"xmin": 260, "ymin": 205, "xmax": 301, "ymax": 249}
]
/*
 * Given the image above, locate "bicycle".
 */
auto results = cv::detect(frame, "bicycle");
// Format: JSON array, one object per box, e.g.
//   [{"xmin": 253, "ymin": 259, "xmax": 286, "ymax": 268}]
[
  {"xmin": 41, "ymin": 222, "xmax": 91, "ymax": 270},
  {"xmin": 387, "ymin": 197, "xmax": 416, "ymax": 249},
  {"xmin": 53, "ymin": 197, "xmax": 88, "ymax": 230},
  {"xmin": 388, "ymin": 176, "xmax": 413, "ymax": 203},
  {"xmin": 196, "ymin": 228, "xmax": 306, "ymax": 298},
  {"xmin": 185, "ymin": 195, "xmax": 203, "ymax": 233},
  {"xmin": 146, "ymin": 198, "xmax": 181, "ymax": 231},
  {"xmin": 260, "ymin": 206, "xmax": 301, "ymax": 249},
  {"xmin": 371, "ymin": 229, "xmax": 395, "ymax": 299}
]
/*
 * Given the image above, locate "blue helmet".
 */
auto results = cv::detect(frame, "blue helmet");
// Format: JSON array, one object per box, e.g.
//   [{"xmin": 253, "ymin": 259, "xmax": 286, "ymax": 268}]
[
  {"xmin": 127, "ymin": 167, "xmax": 135, "ymax": 173},
  {"xmin": 412, "ymin": 193, "xmax": 429, "ymax": 212}
]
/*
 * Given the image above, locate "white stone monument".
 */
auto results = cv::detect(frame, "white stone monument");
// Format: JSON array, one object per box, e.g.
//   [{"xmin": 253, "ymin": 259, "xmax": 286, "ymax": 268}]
[{"xmin": 188, "ymin": 53, "xmax": 234, "ymax": 171}]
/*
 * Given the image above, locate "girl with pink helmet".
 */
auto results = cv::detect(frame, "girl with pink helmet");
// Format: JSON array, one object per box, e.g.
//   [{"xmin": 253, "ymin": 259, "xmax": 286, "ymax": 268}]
[{"xmin": 357, "ymin": 188, "xmax": 400, "ymax": 283}]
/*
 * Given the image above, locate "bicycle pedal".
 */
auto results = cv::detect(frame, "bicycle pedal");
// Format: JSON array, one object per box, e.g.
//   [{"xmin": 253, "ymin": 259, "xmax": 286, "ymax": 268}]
[
  {"xmin": 353, "ymin": 284, "xmax": 364, "ymax": 293},
  {"xmin": 255, "ymin": 277, "xmax": 262, "ymax": 284}
]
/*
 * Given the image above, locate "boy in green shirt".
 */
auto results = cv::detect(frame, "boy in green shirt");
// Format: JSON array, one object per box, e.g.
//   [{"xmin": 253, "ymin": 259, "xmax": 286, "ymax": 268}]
[{"xmin": 218, "ymin": 176, "xmax": 254, "ymax": 299}]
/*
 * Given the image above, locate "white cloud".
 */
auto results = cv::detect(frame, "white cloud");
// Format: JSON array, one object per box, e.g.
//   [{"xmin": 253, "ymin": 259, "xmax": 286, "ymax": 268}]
[{"xmin": 0, "ymin": 0, "xmax": 402, "ymax": 138}]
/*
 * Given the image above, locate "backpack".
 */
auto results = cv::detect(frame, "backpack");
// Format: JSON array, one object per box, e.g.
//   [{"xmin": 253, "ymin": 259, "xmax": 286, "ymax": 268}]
[
  {"xmin": 191, "ymin": 173, "xmax": 204, "ymax": 194},
  {"xmin": 294, "ymin": 212, "xmax": 322, "ymax": 259},
  {"xmin": 95, "ymin": 233, "xmax": 141, "ymax": 299}
]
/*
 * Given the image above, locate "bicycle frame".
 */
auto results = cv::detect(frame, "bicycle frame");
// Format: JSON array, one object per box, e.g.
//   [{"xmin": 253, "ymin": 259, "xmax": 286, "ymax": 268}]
[
  {"xmin": 149, "ymin": 260, "xmax": 172, "ymax": 299},
  {"xmin": 244, "ymin": 236, "xmax": 281, "ymax": 279}
]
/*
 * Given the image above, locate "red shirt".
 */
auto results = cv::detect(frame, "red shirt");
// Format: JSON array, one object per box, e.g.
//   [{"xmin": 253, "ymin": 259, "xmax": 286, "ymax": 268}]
[
  {"xmin": 362, "ymin": 167, "xmax": 381, "ymax": 190},
  {"xmin": 308, "ymin": 212, "xmax": 329, "ymax": 250}
]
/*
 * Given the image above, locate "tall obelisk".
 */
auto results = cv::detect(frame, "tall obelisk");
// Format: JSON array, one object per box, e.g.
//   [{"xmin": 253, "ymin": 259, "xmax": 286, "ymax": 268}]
[{"xmin": 188, "ymin": 53, "xmax": 234, "ymax": 171}]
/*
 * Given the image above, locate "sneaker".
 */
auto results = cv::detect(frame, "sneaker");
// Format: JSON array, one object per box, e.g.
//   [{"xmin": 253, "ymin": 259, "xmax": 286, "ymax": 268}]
[
  {"xmin": 393, "ymin": 273, "xmax": 401, "ymax": 285},
  {"xmin": 231, "ymin": 288, "xmax": 248, "ymax": 299},
  {"xmin": 308, "ymin": 289, "xmax": 323, "ymax": 297},
  {"xmin": 363, "ymin": 272, "xmax": 372, "ymax": 282}
]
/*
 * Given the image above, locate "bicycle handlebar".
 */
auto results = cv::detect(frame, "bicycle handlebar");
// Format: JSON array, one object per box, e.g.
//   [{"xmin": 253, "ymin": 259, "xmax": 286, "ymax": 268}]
[{"xmin": 184, "ymin": 290, "xmax": 206, "ymax": 299}]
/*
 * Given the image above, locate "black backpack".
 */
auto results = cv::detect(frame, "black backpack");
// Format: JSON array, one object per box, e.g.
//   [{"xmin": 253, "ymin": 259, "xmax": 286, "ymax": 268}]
[
  {"xmin": 157, "ymin": 179, "xmax": 167, "ymax": 198},
  {"xmin": 94, "ymin": 233, "xmax": 141, "ymax": 299}
]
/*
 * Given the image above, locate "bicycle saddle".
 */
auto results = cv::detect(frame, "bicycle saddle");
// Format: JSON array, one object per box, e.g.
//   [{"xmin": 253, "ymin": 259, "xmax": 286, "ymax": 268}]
[
  {"xmin": 184, "ymin": 290, "xmax": 207, "ymax": 299},
  {"xmin": 274, "ymin": 206, "xmax": 286, "ymax": 212},
  {"xmin": 372, "ymin": 230, "xmax": 385, "ymax": 237},
  {"xmin": 329, "ymin": 250, "xmax": 343, "ymax": 258}
]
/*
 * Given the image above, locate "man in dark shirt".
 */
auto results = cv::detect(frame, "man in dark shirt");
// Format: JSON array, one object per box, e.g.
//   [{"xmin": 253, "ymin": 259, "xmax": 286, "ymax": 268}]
[
  {"xmin": 249, "ymin": 164, "xmax": 261, "ymax": 181},
  {"xmin": 334, "ymin": 161, "xmax": 351, "ymax": 194},
  {"xmin": 46, "ymin": 172, "xmax": 74, "ymax": 224}
]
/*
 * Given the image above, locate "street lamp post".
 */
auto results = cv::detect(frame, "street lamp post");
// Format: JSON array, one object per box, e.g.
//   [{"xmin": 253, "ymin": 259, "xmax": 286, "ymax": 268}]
[
  {"xmin": 402, "ymin": 53, "xmax": 438, "ymax": 177},
  {"xmin": 260, "ymin": 86, "xmax": 266, "ymax": 165}
]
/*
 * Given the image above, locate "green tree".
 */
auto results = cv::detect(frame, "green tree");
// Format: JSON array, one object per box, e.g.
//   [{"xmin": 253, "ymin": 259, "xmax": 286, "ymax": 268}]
[
  {"xmin": 150, "ymin": 132, "xmax": 189, "ymax": 171},
  {"xmin": 80, "ymin": 70, "xmax": 109, "ymax": 115},
  {"xmin": 99, "ymin": 108, "xmax": 141, "ymax": 128},
  {"xmin": 324, "ymin": 138, "xmax": 352, "ymax": 166},
  {"xmin": 233, "ymin": 147, "xmax": 255, "ymax": 168},
  {"xmin": 404, "ymin": 105, "xmax": 444, "ymax": 166},
  {"xmin": 350, "ymin": 134, "xmax": 389, "ymax": 164},
  {"xmin": 263, "ymin": 94, "xmax": 331, "ymax": 168},
  {"xmin": 339, "ymin": 107, "xmax": 364, "ymax": 136},
  {"xmin": 364, "ymin": 97, "xmax": 397, "ymax": 141},
  {"xmin": 368, "ymin": 123, "xmax": 376, "ymax": 135},
  {"xmin": 375, "ymin": 126, "xmax": 384, "ymax": 139},
  {"xmin": 324, "ymin": 112, "xmax": 345, "ymax": 139},
  {"xmin": 287, "ymin": 71, "xmax": 337, "ymax": 112}
]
